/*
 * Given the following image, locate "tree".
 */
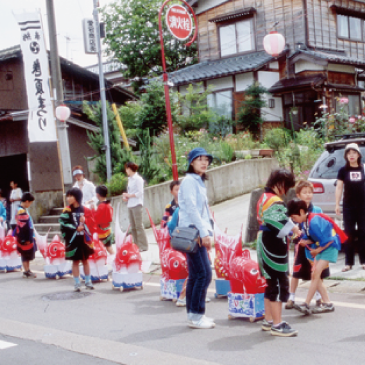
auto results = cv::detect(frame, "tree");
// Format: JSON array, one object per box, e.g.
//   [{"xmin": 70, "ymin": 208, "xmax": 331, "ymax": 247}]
[
  {"xmin": 102, "ymin": 0, "xmax": 198, "ymax": 92},
  {"xmin": 84, "ymin": 101, "xmax": 133, "ymax": 182},
  {"xmin": 237, "ymin": 82, "xmax": 268, "ymax": 139}
]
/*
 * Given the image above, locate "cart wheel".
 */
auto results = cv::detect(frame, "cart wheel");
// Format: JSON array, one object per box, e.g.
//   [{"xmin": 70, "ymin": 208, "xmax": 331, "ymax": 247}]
[
  {"xmin": 119, "ymin": 287, "xmax": 124, "ymax": 292},
  {"xmin": 55, "ymin": 274, "xmax": 59, "ymax": 280},
  {"xmin": 249, "ymin": 317, "xmax": 255, "ymax": 323},
  {"xmin": 214, "ymin": 293, "xmax": 218, "ymax": 298},
  {"xmin": 228, "ymin": 315, "xmax": 235, "ymax": 320},
  {"xmin": 112, "ymin": 284, "xmax": 115, "ymax": 289}
]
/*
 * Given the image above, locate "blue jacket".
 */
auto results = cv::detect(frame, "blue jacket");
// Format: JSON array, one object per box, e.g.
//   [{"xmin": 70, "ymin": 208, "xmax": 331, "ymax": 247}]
[{"xmin": 0, "ymin": 201, "xmax": 6, "ymax": 222}]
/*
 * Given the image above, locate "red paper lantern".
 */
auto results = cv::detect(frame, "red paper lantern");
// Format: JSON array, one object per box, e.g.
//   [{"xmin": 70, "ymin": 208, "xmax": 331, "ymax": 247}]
[
  {"xmin": 55, "ymin": 104, "xmax": 71, "ymax": 122},
  {"xmin": 263, "ymin": 31, "xmax": 285, "ymax": 57}
]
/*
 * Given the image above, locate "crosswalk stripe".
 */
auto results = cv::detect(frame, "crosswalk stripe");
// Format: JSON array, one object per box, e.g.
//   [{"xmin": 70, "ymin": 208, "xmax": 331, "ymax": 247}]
[{"xmin": 0, "ymin": 340, "xmax": 17, "ymax": 350}]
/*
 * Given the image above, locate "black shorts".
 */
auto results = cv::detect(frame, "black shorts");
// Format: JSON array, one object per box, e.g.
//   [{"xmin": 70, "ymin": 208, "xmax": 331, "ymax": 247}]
[
  {"xmin": 264, "ymin": 272, "xmax": 290, "ymax": 303},
  {"xmin": 17, "ymin": 243, "xmax": 36, "ymax": 262},
  {"xmin": 293, "ymin": 244, "xmax": 331, "ymax": 279},
  {"xmin": 293, "ymin": 244, "xmax": 312, "ymax": 280}
]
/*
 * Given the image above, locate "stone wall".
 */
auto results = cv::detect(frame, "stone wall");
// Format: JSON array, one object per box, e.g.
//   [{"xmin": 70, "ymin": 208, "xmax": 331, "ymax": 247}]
[{"xmin": 111, "ymin": 158, "xmax": 278, "ymax": 231}]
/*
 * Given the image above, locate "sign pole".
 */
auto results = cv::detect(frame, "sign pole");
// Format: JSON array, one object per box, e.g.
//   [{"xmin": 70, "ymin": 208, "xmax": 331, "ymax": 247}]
[{"xmin": 158, "ymin": 0, "xmax": 198, "ymax": 181}]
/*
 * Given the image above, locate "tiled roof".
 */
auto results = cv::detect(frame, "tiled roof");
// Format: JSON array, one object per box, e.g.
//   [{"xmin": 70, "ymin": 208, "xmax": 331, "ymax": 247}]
[
  {"xmin": 290, "ymin": 49, "xmax": 365, "ymax": 68},
  {"xmin": 0, "ymin": 45, "xmax": 136, "ymax": 100},
  {"xmin": 269, "ymin": 75, "xmax": 326, "ymax": 94},
  {"xmin": 0, "ymin": 45, "xmax": 21, "ymax": 60},
  {"xmin": 169, "ymin": 51, "xmax": 278, "ymax": 86}
]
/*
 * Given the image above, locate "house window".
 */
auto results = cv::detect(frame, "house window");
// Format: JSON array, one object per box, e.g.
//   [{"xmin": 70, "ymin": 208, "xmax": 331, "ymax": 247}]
[
  {"xmin": 337, "ymin": 14, "xmax": 363, "ymax": 41},
  {"xmin": 335, "ymin": 94, "xmax": 361, "ymax": 116},
  {"xmin": 207, "ymin": 90, "xmax": 233, "ymax": 118},
  {"xmin": 219, "ymin": 19, "xmax": 254, "ymax": 57}
]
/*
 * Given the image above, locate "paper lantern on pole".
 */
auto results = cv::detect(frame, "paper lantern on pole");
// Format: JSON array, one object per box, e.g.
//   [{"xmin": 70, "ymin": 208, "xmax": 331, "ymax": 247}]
[
  {"xmin": 55, "ymin": 104, "xmax": 71, "ymax": 122},
  {"xmin": 263, "ymin": 31, "xmax": 285, "ymax": 57}
]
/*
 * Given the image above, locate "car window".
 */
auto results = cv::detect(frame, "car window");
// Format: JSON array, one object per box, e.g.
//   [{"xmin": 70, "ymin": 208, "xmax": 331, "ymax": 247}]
[{"xmin": 309, "ymin": 147, "xmax": 365, "ymax": 179}]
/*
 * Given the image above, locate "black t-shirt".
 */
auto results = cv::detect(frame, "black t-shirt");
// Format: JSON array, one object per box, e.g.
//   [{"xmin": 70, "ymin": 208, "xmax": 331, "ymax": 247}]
[{"xmin": 337, "ymin": 165, "xmax": 365, "ymax": 207}]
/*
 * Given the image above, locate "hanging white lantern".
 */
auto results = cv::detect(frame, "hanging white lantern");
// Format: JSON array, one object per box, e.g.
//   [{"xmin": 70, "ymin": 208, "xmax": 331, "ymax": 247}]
[
  {"xmin": 55, "ymin": 104, "xmax": 71, "ymax": 122},
  {"xmin": 263, "ymin": 31, "xmax": 286, "ymax": 57}
]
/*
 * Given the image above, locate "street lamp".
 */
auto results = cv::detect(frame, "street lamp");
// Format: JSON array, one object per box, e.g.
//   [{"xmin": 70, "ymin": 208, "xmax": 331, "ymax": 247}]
[
  {"xmin": 55, "ymin": 104, "xmax": 71, "ymax": 123},
  {"xmin": 263, "ymin": 31, "xmax": 286, "ymax": 57}
]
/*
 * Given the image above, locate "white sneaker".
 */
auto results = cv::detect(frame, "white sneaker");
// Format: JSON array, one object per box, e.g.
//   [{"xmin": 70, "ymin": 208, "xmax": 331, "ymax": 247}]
[
  {"xmin": 188, "ymin": 317, "xmax": 215, "ymax": 329},
  {"xmin": 176, "ymin": 297, "xmax": 186, "ymax": 307},
  {"xmin": 202, "ymin": 315, "xmax": 215, "ymax": 322}
]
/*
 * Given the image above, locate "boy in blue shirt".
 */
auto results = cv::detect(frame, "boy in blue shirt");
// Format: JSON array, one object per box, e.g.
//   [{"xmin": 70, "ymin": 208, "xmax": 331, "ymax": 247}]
[
  {"xmin": 287, "ymin": 198, "xmax": 347, "ymax": 315},
  {"xmin": 286, "ymin": 180, "xmax": 328, "ymax": 309}
]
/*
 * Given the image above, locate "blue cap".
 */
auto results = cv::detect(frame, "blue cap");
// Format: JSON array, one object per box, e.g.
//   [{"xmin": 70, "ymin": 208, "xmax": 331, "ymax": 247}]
[{"xmin": 187, "ymin": 147, "xmax": 213, "ymax": 166}]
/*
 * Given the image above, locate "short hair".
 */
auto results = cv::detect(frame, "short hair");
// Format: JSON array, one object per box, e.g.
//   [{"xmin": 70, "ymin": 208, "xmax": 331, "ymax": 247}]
[
  {"xmin": 295, "ymin": 180, "xmax": 314, "ymax": 195},
  {"xmin": 96, "ymin": 185, "xmax": 108, "ymax": 197},
  {"xmin": 21, "ymin": 192, "xmax": 35, "ymax": 202},
  {"xmin": 11, "ymin": 180, "xmax": 19, "ymax": 185},
  {"xmin": 287, "ymin": 198, "xmax": 308, "ymax": 216},
  {"xmin": 66, "ymin": 187, "xmax": 83, "ymax": 205},
  {"xmin": 125, "ymin": 161, "xmax": 138, "ymax": 172},
  {"xmin": 72, "ymin": 165, "xmax": 84, "ymax": 175},
  {"xmin": 266, "ymin": 169, "xmax": 295, "ymax": 195},
  {"xmin": 169, "ymin": 180, "xmax": 181, "ymax": 191}
]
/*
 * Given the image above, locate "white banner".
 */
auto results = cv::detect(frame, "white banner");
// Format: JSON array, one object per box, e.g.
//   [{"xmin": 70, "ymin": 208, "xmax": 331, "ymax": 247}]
[{"xmin": 14, "ymin": 12, "xmax": 57, "ymax": 143}]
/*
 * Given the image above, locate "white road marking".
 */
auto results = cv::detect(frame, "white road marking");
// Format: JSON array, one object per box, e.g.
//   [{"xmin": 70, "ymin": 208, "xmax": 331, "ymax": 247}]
[{"xmin": 0, "ymin": 340, "xmax": 17, "ymax": 350}]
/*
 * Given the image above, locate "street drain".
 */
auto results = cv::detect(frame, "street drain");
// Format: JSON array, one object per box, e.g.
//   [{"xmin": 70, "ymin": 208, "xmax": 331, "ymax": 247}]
[{"xmin": 42, "ymin": 292, "xmax": 93, "ymax": 301}]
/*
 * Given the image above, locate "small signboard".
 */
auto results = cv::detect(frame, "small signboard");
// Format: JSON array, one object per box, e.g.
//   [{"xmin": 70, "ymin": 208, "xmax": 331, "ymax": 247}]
[
  {"xmin": 83, "ymin": 18, "xmax": 97, "ymax": 54},
  {"xmin": 166, "ymin": 5, "xmax": 193, "ymax": 40}
]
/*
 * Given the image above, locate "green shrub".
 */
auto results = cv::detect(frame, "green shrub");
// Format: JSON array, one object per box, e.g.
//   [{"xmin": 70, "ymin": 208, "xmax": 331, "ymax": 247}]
[
  {"xmin": 244, "ymin": 154, "xmax": 252, "ymax": 159},
  {"xmin": 105, "ymin": 173, "xmax": 128, "ymax": 197}
]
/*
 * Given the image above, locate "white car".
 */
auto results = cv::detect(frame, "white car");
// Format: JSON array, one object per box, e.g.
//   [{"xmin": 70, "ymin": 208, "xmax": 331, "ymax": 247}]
[{"xmin": 308, "ymin": 135, "xmax": 365, "ymax": 223}]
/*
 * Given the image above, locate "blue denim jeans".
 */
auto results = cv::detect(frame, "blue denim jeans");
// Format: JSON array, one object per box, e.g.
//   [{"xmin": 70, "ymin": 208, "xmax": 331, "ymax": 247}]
[{"xmin": 186, "ymin": 244, "xmax": 212, "ymax": 322}]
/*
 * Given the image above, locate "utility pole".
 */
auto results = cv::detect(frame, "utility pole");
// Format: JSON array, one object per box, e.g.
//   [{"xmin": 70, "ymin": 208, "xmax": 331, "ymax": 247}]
[
  {"xmin": 46, "ymin": 0, "xmax": 72, "ymax": 185},
  {"xmin": 93, "ymin": 0, "xmax": 112, "ymax": 181}
]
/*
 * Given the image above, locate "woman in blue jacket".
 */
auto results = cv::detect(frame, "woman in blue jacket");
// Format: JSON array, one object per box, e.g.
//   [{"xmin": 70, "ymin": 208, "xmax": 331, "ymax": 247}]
[{"xmin": 178, "ymin": 147, "xmax": 214, "ymax": 329}]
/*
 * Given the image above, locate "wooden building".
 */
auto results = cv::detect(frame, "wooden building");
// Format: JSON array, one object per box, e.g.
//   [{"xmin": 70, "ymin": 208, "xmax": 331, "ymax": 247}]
[
  {"xmin": 170, "ymin": 0, "xmax": 365, "ymax": 130},
  {"xmin": 0, "ymin": 45, "xmax": 136, "ymax": 221}
]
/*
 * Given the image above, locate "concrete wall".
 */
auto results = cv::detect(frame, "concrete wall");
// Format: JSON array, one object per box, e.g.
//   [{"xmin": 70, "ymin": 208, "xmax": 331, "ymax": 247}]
[
  {"xmin": 29, "ymin": 190, "xmax": 63, "ymax": 223},
  {"xmin": 111, "ymin": 158, "xmax": 278, "ymax": 231}
]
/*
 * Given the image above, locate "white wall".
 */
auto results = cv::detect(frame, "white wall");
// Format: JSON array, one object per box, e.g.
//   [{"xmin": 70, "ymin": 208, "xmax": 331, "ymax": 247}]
[
  {"xmin": 235, "ymin": 72, "xmax": 254, "ymax": 91},
  {"xmin": 258, "ymin": 71, "xmax": 279, "ymax": 89},
  {"xmin": 257, "ymin": 71, "xmax": 282, "ymax": 122},
  {"xmin": 195, "ymin": 0, "xmax": 228, "ymax": 14},
  {"xmin": 328, "ymin": 63, "xmax": 355, "ymax": 74},
  {"xmin": 207, "ymin": 76, "xmax": 233, "ymax": 90},
  {"xmin": 261, "ymin": 96, "xmax": 283, "ymax": 122},
  {"xmin": 295, "ymin": 60, "xmax": 325, "ymax": 73}
]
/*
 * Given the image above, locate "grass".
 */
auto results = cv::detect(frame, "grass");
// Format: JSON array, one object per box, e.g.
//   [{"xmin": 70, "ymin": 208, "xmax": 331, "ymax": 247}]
[{"xmin": 325, "ymin": 276, "xmax": 365, "ymax": 282}]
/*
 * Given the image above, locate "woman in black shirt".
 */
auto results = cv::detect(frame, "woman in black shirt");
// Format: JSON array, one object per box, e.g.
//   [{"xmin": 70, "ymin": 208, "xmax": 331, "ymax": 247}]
[{"xmin": 336, "ymin": 143, "xmax": 365, "ymax": 272}]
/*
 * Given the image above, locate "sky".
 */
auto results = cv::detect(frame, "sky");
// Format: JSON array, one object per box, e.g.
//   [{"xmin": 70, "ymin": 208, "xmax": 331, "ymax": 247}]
[{"xmin": 0, "ymin": 0, "xmax": 114, "ymax": 67}]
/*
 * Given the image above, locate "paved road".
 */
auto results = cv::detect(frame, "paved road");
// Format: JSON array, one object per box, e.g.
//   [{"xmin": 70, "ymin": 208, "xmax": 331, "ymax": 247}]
[
  {"xmin": 1, "ymin": 266, "xmax": 365, "ymax": 365},
  {"xmin": 0, "ymin": 334, "xmax": 119, "ymax": 365}
]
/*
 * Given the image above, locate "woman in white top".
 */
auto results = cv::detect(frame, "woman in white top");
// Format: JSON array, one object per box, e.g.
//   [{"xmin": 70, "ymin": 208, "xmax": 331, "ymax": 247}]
[
  {"xmin": 9, "ymin": 180, "xmax": 22, "ymax": 229},
  {"xmin": 72, "ymin": 165, "xmax": 97, "ymax": 207},
  {"xmin": 122, "ymin": 162, "xmax": 148, "ymax": 252}
]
